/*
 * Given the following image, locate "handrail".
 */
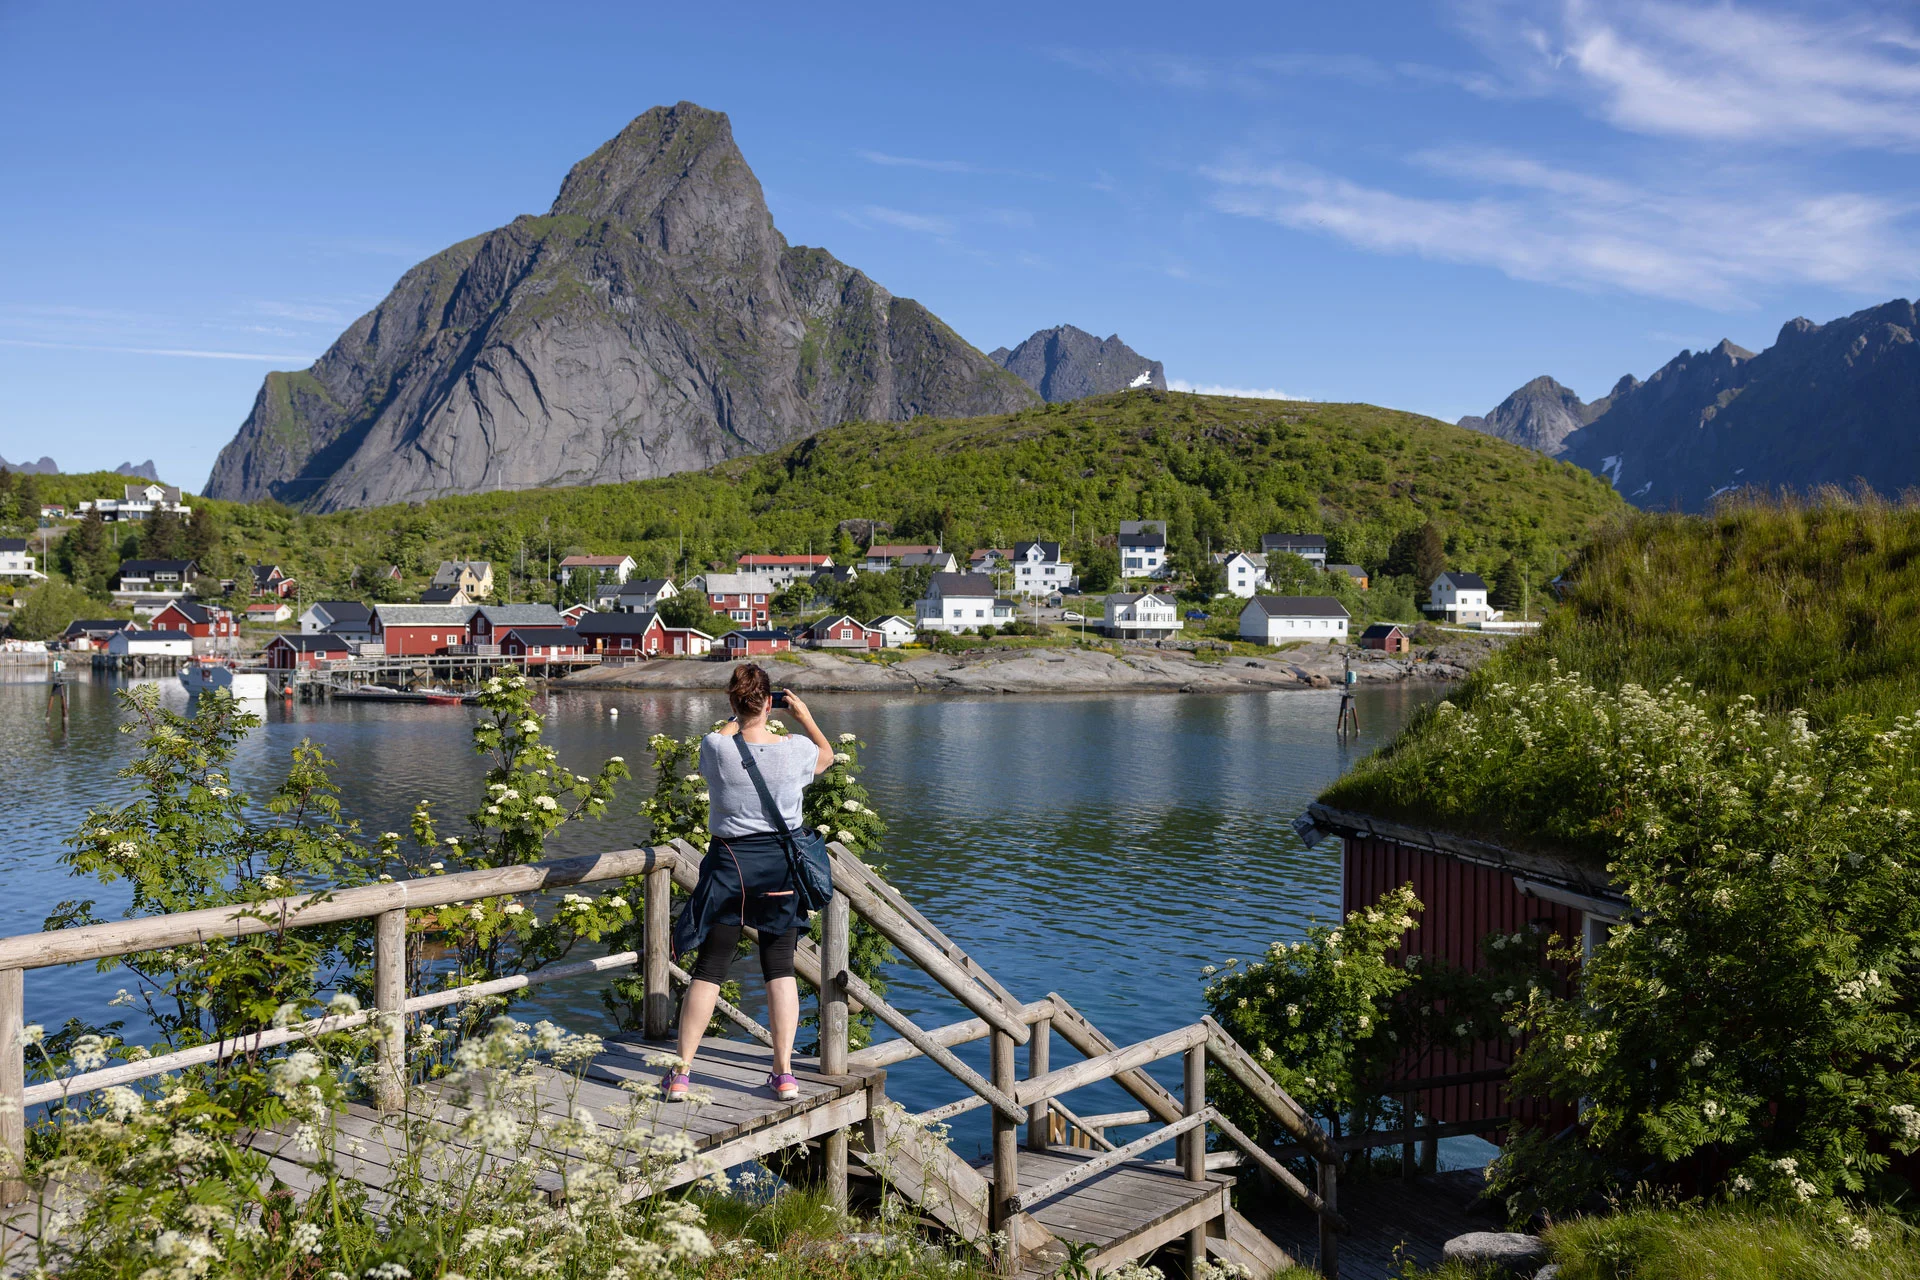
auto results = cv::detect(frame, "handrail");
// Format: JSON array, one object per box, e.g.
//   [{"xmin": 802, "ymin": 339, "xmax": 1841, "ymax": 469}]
[
  {"xmin": 0, "ymin": 846, "xmax": 677, "ymax": 971},
  {"xmin": 1012, "ymin": 1023, "xmax": 1207, "ymax": 1109},
  {"xmin": 1201, "ymin": 1016, "xmax": 1337, "ymax": 1163},
  {"xmin": 1208, "ymin": 1109, "xmax": 1349, "ymax": 1231},
  {"xmin": 1045, "ymin": 994, "xmax": 1182, "ymax": 1124},
  {"xmin": 834, "ymin": 966, "xmax": 1024, "ymax": 1122},
  {"xmin": 848, "ymin": 1002, "xmax": 1055, "ymax": 1070},
  {"xmin": 1008, "ymin": 1109, "xmax": 1216, "ymax": 1213}
]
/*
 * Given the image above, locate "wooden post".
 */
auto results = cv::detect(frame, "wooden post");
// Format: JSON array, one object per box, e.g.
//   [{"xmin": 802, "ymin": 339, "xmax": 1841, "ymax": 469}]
[
  {"xmin": 643, "ymin": 865, "xmax": 672, "ymax": 1040},
  {"xmin": 1317, "ymin": 1156, "xmax": 1340, "ymax": 1278},
  {"xmin": 1, "ymin": 968, "xmax": 23, "ymax": 1206},
  {"xmin": 1401, "ymin": 1092, "xmax": 1417, "ymax": 1179},
  {"xmin": 373, "ymin": 908, "xmax": 406, "ymax": 1111},
  {"xmin": 989, "ymin": 1026, "xmax": 1019, "ymax": 1263},
  {"xmin": 1421, "ymin": 1126, "xmax": 1438, "ymax": 1175},
  {"xmin": 819, "ymin": 891, "xmax": 850, "ymax": 1210},
  {"xmin": 1026, "ymin": 1012, "xmax": 1051, "ymax": 1152},
  {"xmin": 1184, "ymin": 1042, "xmax": 1207, "ymax": 1276}
]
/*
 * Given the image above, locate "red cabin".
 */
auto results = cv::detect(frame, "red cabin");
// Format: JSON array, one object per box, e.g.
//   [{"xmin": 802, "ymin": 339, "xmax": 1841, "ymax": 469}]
[
  {"xmin": 721, "ymin": 629, "xmax": 793, "ymax": 659},
  {"xmin": 264, "ymin": 633, "xmax": 353, "ymax": 669},
  {"xmin": 151, "ymin": 600, "xmax": 238, "ymax": 643},
  {"xmin": 799, "ymin": 614, "xmax": 882, "ymax": 650},
  {"xmin": 369, "ymin": 604, "xmax": 471, "ymax": 657},
  {"xmin": 497, "ymin": 626, "xmax": 585, "ymax": 663}
]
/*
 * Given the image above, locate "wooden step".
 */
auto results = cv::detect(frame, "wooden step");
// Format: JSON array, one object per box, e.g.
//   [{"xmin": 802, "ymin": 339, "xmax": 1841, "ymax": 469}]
[
  {"xmin": 1207, "ymin": 1206, "xmax": 1295, "ymax": 1279},
  {"xmin": 856, "ymin": 1102, "xmax": 1060, "ymax": 1261}
]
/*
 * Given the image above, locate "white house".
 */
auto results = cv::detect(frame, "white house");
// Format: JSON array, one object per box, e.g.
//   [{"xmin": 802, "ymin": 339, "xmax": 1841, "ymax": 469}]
[
  {"xmin": 299, "ymin": 601, "xmax": 374, "ymax": 643},
  {"xmin": 914, "ymin": 573, "xmax": 1013, "ymax": 633},
  {"xmin": 79, "ymin": 483, "xmax": 192, "ymax": 523},
  {"xmin": 599, "ymin": 577, "xmax": 678, "ymax": 612},
  {"xmin": 1102, "ymin": 592, "xmax": 1183, "ymax": 640},
  {"xmin": 1240, "ymin": 595, "xmax": 1350, "ymax": 644},
  {"xmin": 108, "ymin": 629, "xmax": 193, "ymax": 657},
  {"xmin": 557, "ymin": 554, "xmax": 637, "ymax": 586},
  {"xmin": 1011, "ymin": 541, "xmax": 1073, "ymax": 597},
  {"xmin": 735, "ymin": 554, "xmax": 833, "ymax": 588},
  {"xmin": 1213, "ymin": 551, "xmax": 1268, "ymax": 598},
  {"xmin": 113, "ymin": 558, "xmax": 197, "ymax": 598},
  {"xmin": 0, "ymin": 538, "xmax": 44, "ymax": 580},
  {"xmin": 867, "ymin": 615, "xmax": 917, "ymax": 647},
  {"xmin": 1260, "ymin": 534, "xmax": 1328, "ymax": 570},
  {"xmin": 862, "ymin": 544, "xmax": 941, "ymax": 573},
  {"xmin": 1426, "ymin": 571, "xmax": 1495, "ymax": 625},
  {"xmin": 245, "ymin": 602, "xmax": 293, "ymax": 625},
  {"xmin": 1118, "ymin": 521, "xmax": 1168, "ymax": 579}
]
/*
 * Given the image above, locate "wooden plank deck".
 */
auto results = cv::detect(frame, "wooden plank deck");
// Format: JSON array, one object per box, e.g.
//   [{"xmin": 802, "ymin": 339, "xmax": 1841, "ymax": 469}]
[
  {"xmin": 1246, "ymin": 1168, "xmax": 1492, "ymax": 1280},
  {"xmin": 979, "ymin": 1147, "xmax": 1235, "ymax": 1279}
]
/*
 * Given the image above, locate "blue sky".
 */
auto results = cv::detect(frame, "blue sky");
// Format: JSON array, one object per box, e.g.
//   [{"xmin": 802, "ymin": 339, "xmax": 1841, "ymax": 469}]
[{"xmin": 2, "ymin": 0, "xmax": 1916, "ymax": 488}]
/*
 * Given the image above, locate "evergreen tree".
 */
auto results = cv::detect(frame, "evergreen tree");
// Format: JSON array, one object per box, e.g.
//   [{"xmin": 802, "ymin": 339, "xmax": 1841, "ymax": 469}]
[
  {"xmin": 141, "ymin": 506, "xmax": 187, "ymax": 560},
  {"xmin": 1387, "ymin": 521, "xmax": 1447, "ymax": 585},
  {"xmin": 183, "ymin": 502, "xmax": 224, "ymax": 572},
  {"xmin": 63, "ymin": 508, "xmax": 114, "ymax": 592},
  {"xmin": 0, "ymin": 468, "xmax": 15, "ymax": 524},
  {"xmin": 1491, "ymin": 556, "xmax": 1527, "ymax": 611},
  {"xmin": 656, "ymin": 590, "xmax": 729, "ymax": 635}
]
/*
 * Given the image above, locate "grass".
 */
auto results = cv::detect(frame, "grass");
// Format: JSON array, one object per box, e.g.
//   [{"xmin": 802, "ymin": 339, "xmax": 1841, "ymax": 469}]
[
  {"xmin": 1322, "ymin": 494, "xmax": 1920, "ymax": 844},
  {"xmin": 1545, "ymin": 1202, "xmax": 1919, "ymax": 1280}
]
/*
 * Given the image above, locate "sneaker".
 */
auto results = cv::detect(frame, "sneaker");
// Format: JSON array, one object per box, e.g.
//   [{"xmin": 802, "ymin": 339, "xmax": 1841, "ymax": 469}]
[
  {"xmin": 663, "ymin": 1071, "xmax": 692, "ymax": 1101},
  {"xmin": 767, "ymin": 1071, "xmax": 800, "ymax": 1101}
]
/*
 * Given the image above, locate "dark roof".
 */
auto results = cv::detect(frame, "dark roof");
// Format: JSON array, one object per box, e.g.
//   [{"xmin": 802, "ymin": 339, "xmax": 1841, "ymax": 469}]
[
  {"xmin": 811, "ymin": 566, "xmax": 858, "ymax": 583},
  {"xmin": 1360, "ymin": 623, "xmax": 1407, "ymax": 639},
  {"xmin": 928, "ymin": 572, "xmax": 998, "ymax": 598},
  {"xmin": 1243, "ymin": 595, "xmax": 1350, "ymax": 618},
  {"xmin": 0, "ymin": 538, "xmax": 27, "ymax": 552},
  {"xmin": 1118, "ymin": 530, "xmax": 1166, "ymax": 548},
  {"xmin": 64, "ymin": 618, "xmax": 137, "ymax": 635},
  {"xmin": 125, "ymin": 630, "xmax": 191, "ymax": 641},
  {"xmin": 1118, "ymin": 520, "xmax": 1166, "ymax": 536},
  {"xmin": 250, "ymin": 565, "xmax": 283, "ymax": 586},
  {"xmin": 310, "ymin": 601, "xmax": 373, "ymax": 626},
  {"xmin": 616, "ymin": 578, "xmax": 673, "ymax": 595},
  {"xmin": 1262, "ymin": 533, "xmax": 1327, "ymax": 552},
  {"xmin": 723, "ymin": 629, "xmax": 793, "ymax": 641},
  {"xmin": 1327, "ymin": 563, "xmax": 1368, "ymax": 579},
  {"xmin": 1437, "ymin": 571, "xmax": 1489, "ymax": 591},
  {"xmin": 418, "ymin": 586, "xmax": 466, "ymax": 603},
  {"xmin": 158, "ymin": 600, "xmax": 214, "ymax": 624},
  {"xmin": 1014, "ymin": 541, "xmax": 1062, "ymax": 561},
  {"xmin": 116, "ymin": 559, "xmax": 196, "ymax": 576},
  {"xmin": 269, "ymin": 633, "xmax": 353, "ymax": 652},
  {"xmin": 473, "ymin": 604, "xmax": 562, "ymax": 627},
  {"xmin": 499, "ymin": 627, "xmax": 582, "ymax": 646},
  {"xmin": 573, "ymin": 611, "xmax": 661, "ymax": 636}
]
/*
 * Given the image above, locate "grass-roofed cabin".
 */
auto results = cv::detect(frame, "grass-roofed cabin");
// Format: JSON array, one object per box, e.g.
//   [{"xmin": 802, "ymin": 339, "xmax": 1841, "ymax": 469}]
[{"xmin": 1298, "ymin": 496, "xmax": 1920, "ymax": 1208}]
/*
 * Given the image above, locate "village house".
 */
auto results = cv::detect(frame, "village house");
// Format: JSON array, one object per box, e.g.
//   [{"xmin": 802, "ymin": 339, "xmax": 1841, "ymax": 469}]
[
  {"xmin": 557, "ymin": 554, "xmax": 637, "ymax": 586},
  {"xmin": 1118, "ymin": 521, "xmax": 1168, "ymax": 579},
  {"xmin": 369, "ymin": 604, "xmax": 473, "ymax": 657},
  {"xmin": 431, "ymin": 560, "xmax": 493, "ymax": 598},
  {"xmin": 898, "ymin": 550, "xmax": 959, "ymax": 573},
  {"xmin": 299, "ymin": 601, "xmax": 374, "ymax": 646},
  {"xmin": 968, "ymin": 548, "xmax": 1012, "ymax": 574},
  {"xmin": 0, "ymin": 538, "xmax": 44, "ymax": 581},
  {"xmin": 559, "ymin": 602, "xmax": 593, "ymax": 625},
  {"xmin": 693, "ymin": 573, "xmax": 775, "ymax": 627},
  {"xmin": 860, "ymin": 543, "xmax": 941, "ymax": 573},
  {"xmin": 798, "ymin": 614, "xmax": 882, "ymax": 651},
  {"xmin": 108, "ymin": 629, "xmax": 192, "ymax": 658},
  {"xmin": 60, "ymin": 619, "xmax": 141, "ymax": 651},
  {"xmin": 38, "ymin": 505, "xmax": 65, "ymax": 520},
  {"xmin": 1010, "ymin": 541, "xmax": 1073, "ymax": 597},
  {"xmin": 1102, "ymin": 591, "xmax": 1183, "ymax": 640},
  {"xmin": 466, "ymin": 604, "xmax": 564, "ymax": 651},
  {"xmin": 151, "ymin": 600, "xmax": 239, "ymax": 654},
  {"xmin": 79, "ymin": 483, "xmax": 191, "ymax": 523},
  {"xmin": 246, "ymin": 602, "xmax": 292, "ymax": 625},
  {"xmin": 914, "ymin": 572, "xmax": 1011, "ymax": 633},
  {"xmin": 867, "ymin": 615, "xmax": 916, "ymax": 648},
  {"xmin": 574, "ymin": 609, "xmax": 714, "ymax": 659},
  {"xmin": 496, "ymin": 626, "xmax": 588, "ymax": 663},
  {"xmin": 1213, "ymin": 550, "xmax": 1268, "ymax": 598},
  {"xmin": 1328, "ymin": 563, "xmax": 1370, "ymax": 590},
  {"xmin": 809, "ymin": 566, "xmax": 858, "ymax": 593},
  {"xmin": 418, "ymin": 585, "xmax": 471, "ymax": 605},
  {"xmin": 735, "ymin": 554, "xmax": 832, "ymax": 588},
  {"xmin": 1426, "ymin": 571, "xmax": 1495, "ymax": 625},
  {"xmin": 249, "ymin": 565, "xmax": 297, "ymax": 599},
  {"xmin": 1359, "ymin": 622, "xmax": 1411, "ymax": 653},
  {"xmin": 597, "ymin": 577, "xmax": 677, "ymax": 612},
  {"xmin": 1239, "ymin": 595, "xmax": 1350, "ymax": 644},
  {"xmin": 1260, "ymin": 533, "xmax": 1328, "ymax": 570},
  {"xmin": 113, "ymin": 559, "xmax": 197, "ymax": 597},
  {"xmin": 263, "ymin": 633, "xmax": 354, "ymax": 670},
  {"xmin": 721, "ymin": 629, "xmax": 793, "ymax": 659}
]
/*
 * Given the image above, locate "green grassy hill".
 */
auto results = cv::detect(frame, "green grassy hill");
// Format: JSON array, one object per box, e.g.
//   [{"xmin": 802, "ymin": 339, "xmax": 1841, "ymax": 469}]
[{"xmin": 186, "ymin": 389, "xmax": 1623, "ymax": 602}]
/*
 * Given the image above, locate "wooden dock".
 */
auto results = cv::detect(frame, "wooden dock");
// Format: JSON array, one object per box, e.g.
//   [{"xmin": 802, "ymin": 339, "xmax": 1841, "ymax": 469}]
[{"xmin": 1, "ymin": 839, "xmax": 1372, "ymax": 1277}]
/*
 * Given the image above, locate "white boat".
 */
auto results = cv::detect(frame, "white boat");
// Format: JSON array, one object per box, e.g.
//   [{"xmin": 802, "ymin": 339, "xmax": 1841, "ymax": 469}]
[{"xmin": 180, "ymin": 661, "xmax": 270, "ymax": 700}]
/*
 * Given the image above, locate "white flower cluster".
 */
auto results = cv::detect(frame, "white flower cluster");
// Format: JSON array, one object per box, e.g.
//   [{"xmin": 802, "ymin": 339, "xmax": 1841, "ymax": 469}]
[
  {"xmin": 1836, "ymin": 969, "xmax": 1885, "ymax": 1002},
  {"xmin": 1890, "ymin": 1102, "xmax": 1920, "ymax": 1142}
]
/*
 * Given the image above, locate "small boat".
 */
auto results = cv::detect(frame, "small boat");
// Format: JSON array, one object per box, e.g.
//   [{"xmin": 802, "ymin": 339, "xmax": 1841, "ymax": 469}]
[
  {"xmin": 180, "ymin": 660, "xmax": 269, "ymax": 700},
  {"xmin": 421, "ymin": 690, "xmax": 467, "ymax": 706}
]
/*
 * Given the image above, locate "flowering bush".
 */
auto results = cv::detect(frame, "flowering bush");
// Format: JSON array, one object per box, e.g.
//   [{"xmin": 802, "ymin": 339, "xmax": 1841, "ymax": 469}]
[{"xmin": 1387, "ymin": 669, "xmax": 1920, "ymax": 1219}]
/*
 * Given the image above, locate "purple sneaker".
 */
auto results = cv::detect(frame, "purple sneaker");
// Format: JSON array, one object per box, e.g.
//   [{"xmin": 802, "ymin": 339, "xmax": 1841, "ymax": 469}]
[
  {"xmin": 663, "ymin": 1070, "xmax": 692, "ymax": 1101},
  {"xmin": 767, "ymin": 1071, "xmax": 800, "ymax": 1101}
]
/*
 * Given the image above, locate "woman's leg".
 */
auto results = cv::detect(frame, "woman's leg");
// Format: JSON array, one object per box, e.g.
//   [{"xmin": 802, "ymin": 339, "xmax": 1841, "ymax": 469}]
[
  {"xmin": 759, "ymin": 928, "xmax": 803, "ymax": 1075},
  {"xmin": 677, "ymin": 923, "xmax": 743, "ymax": 1072}
]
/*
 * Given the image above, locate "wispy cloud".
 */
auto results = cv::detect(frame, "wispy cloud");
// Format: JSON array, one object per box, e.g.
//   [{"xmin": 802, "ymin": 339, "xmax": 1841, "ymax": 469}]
[
  {"xmin": 0, "ymin": 338, "xmax": 313, "ymax": 362},
  {"xmin": 857, "ymin": 150, "xmax": 984, "ymax": 174},
  {"xmin": 1206, "ymin": 147, "xmax": 1920, "ymax": 308},
  {"xmin": 1051, "ymin": 47, "xmax": 1500, "ymax": 99},
  {"xmin": 854, "ymin": 206, "xmax": 958, "ymax": 236},
  {"xmin": 1170, "ymin": 379, "xmax": 1306, "ymax": 401},
  {"xmin": 1462, "ymin": 0, "xmax": 1920, "ymax": 147},
  {"xmin": 253, "ymin": 300, "xmax": 352, "ymax": 325}
]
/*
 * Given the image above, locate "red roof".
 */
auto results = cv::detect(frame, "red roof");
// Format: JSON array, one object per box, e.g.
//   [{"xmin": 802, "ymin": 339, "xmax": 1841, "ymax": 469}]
[{"xmin": 737, "ymin": 554, "xmax": 830, "ymax": 567}]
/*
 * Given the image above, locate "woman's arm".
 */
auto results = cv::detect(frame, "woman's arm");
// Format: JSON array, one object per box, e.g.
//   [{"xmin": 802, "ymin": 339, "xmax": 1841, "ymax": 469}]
[{"xmin": 780, "ymin": 691, "xmax": 836, "ymax": 775}]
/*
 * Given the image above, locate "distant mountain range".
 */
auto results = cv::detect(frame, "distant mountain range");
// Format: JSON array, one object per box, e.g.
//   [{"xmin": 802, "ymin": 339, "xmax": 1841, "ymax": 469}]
[
  {"xmin": 204, "ymin": 103, "xmax": 1038, "ymax": 512},
  {"xmin": 989, "ymin": 325, "xmax": 1166, "ymax": 402},
  {"xmin": 0, "ymin": 456, "xmax": 161, "ymax": 480},
  {"xmin": 1461, "ymin": 299, "xmax": 1920, "ymax": 509}
]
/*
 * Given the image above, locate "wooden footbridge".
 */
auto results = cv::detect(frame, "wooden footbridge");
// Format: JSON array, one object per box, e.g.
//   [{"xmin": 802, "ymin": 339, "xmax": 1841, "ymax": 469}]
[{"xmin": 0, "ymin": 842, "xmax": 1351, "ymax": 1276}]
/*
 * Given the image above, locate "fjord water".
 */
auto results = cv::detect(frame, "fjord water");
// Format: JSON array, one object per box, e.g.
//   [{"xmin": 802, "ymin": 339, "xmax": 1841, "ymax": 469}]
[{"xmin": 1, "ymin": 675, "xmax": 1438, "ymax": 1154}]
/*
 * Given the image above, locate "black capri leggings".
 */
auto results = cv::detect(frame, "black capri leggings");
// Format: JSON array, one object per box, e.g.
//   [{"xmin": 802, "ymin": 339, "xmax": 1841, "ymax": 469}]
[{"xmin": 688, "ymin": 923, "xmax": 801, "ymax": 986}]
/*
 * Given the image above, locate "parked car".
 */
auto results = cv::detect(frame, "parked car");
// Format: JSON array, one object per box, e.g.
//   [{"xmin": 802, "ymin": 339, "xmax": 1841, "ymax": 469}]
[
  {"xmin": 1061, "ymin": 610, "xmax": 1084, "ymax": 621},
  {"xmin": 1185, "ymin": 610, "xmax": 1210, "ymax": 621}
]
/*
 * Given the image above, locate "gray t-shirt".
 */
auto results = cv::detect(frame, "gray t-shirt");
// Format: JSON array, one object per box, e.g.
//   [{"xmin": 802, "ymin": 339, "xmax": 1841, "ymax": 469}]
[{"xmin": 700, "ymin": 732, "xmax": 820, "ymax": 839}]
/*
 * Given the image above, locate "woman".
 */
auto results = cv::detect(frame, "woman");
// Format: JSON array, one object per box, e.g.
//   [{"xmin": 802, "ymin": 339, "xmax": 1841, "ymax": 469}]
[{"xmin": 666, "ymin": 663, "xmax": 836, "ymax": 1101}]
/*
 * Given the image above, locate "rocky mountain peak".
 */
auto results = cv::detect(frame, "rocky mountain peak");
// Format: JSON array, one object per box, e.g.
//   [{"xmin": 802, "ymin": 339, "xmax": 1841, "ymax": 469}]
[
  {"xmin": 991, "ymin": 325, "xmax": 1167, "ymax": 402},
  {"xmin": 550, "ymin": 103, "xmax": 766, "ymax": 232}
]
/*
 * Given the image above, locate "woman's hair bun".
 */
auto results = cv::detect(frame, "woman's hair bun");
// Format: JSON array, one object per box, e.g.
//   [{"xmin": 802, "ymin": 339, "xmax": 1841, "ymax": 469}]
[{"xmin": 728, "ymin": 663, "xmax": 772, "ymax": 716}]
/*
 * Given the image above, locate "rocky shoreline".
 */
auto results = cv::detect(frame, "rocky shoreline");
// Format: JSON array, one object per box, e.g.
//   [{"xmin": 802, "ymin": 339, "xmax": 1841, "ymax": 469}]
[{"xmin": 554, "ymin": 636, "xmax": 1504, "ymax": 696}]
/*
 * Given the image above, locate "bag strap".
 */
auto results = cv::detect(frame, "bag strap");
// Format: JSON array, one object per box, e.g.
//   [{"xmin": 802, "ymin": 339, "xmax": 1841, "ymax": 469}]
[{"xmin": 732, "ymin": 732, "xmax": 799, "ymax": 853}]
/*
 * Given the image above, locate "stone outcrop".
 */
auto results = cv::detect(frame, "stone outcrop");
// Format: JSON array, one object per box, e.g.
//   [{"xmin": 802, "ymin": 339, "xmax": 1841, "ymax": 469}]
[
  {"xmin": 204, "ymin": 103, "xmax": 1036, "ymax": 511},
  {"xmin": 1457, "ymin": 375, "xmax": 1611, "ymax": 456},
  {"xmin": 989, "ymin": 325, "xmax": 1167, "ymax": 402}
]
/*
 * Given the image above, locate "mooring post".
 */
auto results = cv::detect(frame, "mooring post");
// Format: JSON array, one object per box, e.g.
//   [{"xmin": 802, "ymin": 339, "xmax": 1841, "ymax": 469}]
[
  {"xmin": 989, "ymin": 1025, "xmax": 1019, "ymax": 1262},
  {"xmin": 643, "ymin": 864, "xmax": 672, "ymax": 1040},
  {"xmin": 819, "ymin": 890, "xmax": 850, "ymax": 1210},
  {"xmin": 1184, "ymin": 1041, "xmax": 1207, "ymax": 1276},
  {"xmin": 1401, "ymin": 1091, "xmax": 1417, "ymax": 1178},
  {"xmin": 373, "ymin": 908, "xmax": 407, "ymax": 1112},
  {"xmin": 1318, "ymin": 1156, "xmax": 1341, "ymax": 1278},
  {"xmin": 0, "ymin": 967, "xmax": 23, "ymax": 1207},
  {"xmin": 1026, "ymin": 1011, "xmax": 1051, "ymax": 1152}
]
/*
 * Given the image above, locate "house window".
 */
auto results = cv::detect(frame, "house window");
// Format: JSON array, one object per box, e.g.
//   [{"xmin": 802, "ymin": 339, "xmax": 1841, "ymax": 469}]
[
  {"xmin": 620, "ymin": 638, "xmax": 633, "ymax": 650},
  {"xmin": 754, "ymin": 594, "xmax": 766, "ymax": 604}
]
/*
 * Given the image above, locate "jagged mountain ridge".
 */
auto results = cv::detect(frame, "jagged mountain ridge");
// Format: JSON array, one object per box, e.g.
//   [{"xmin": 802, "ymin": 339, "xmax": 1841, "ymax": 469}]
[
  {"xmin": 0, "ymin": 457, "xmax": 158, "ymax": 479},
  {"xmin": 989, "ymin": 325, "xmax": 1166, "ymax": 402},
  {"xmin": 204, "ymin": 103, "xmax": 1037, "ymax": 512},
  {"xmin": 1456, "ymin": 375, "xmax": 1615, "ymax": 456},
  {"xmin": 1461, "ymin": 299, "xmax": 1920, "ymax": 510}
]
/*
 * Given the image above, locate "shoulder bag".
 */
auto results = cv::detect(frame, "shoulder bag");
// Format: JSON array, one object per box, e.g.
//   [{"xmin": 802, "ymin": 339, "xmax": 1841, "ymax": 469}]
[{"xmin": 732, "ymin": 733, "xmax": 833, "ymax": 913}]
